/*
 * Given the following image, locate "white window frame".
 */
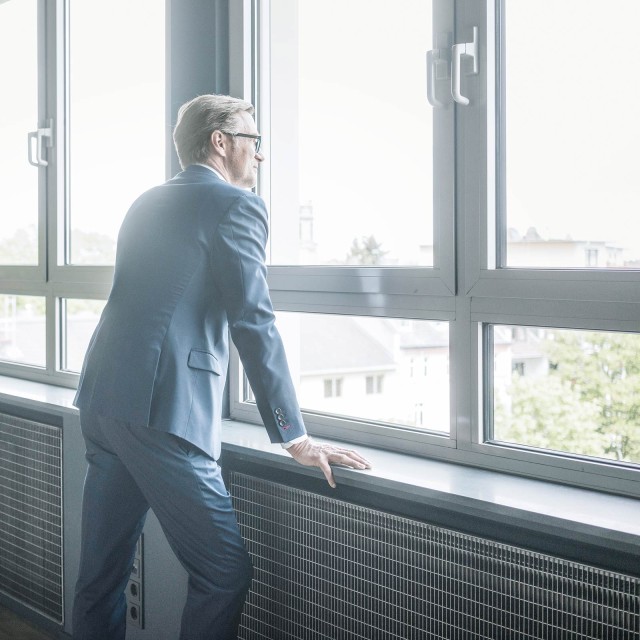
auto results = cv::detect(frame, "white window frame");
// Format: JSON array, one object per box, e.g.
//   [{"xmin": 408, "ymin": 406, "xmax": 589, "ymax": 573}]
[
  {"xmin": 229, "ymin": 0, "xmax": 640, "ymax": 498},
  {"xmin": 4, "ymin": 1, "xmax": 637, "ymax": 497},
  {"xmin": 0, "ymin": 0, "xmax": 167, "ymax": 388},
  {"xmin": 228, "ymin": 0, "xmax": 458, "ymax": 456},
  {"xmin": 458, "ymin": 0, "xmax": 640, "ymax": 497}
]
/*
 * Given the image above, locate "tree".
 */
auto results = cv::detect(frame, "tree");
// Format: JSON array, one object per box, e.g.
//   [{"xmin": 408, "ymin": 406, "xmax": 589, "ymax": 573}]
[
  {"xmin": 545, "ymin": 330, "xmax": 640, "ymax": 461},
  {"xmin": 71, "ymin": 229, "xmax": 116, "ymax": 265},
  {"xmin": 494, "ymin": 372, "xmax": 608, "ymax": 458},
  {"xmin": 0, "ymin": 226, "xmax": 38, "ymax": 265},
  {"xmin": 346, "ymin": 235, "xmax": 388, "ymax": 265},
  {"xmin": 495, "ymin": 330, "xmax": 640, "ymax": 463}
]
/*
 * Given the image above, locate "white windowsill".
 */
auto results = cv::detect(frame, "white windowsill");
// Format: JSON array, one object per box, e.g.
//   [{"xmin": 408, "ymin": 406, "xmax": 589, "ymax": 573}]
[
  {"xmin": 0, "ymin": 374, "xmax": 637, "ymax": 560},
  {"xmin": 221, "ymin": 420, "xmax": 640, "ymax": 560}
]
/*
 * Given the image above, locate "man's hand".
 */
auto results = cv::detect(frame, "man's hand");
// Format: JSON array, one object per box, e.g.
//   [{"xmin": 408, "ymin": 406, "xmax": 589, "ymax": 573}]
[{"xmin": 286, "ymin": 438, "xmax": 372, "ymax": 488}]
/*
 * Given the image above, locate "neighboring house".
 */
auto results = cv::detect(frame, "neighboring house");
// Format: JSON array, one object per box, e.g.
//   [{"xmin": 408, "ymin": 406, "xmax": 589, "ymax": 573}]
[
  {"xmin": 506, "ymin": 227, "xmax": 625, "ymax": 268},
  {"xmin": 420, "ymin": 227, "xmax": 630, "ymax": 268},
  {"xmin": 297, "ymin": 314, "xmax": 398, "ymax": 423},
  {"xmin": 396, "ymin": 321, "xmax": 450, "ymax": 431},
  {"xmin": 296, "ymin": 314, "xmax": 450, "ymax": 432}
]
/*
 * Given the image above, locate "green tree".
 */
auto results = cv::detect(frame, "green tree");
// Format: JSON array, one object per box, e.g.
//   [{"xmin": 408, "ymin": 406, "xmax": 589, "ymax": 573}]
[
  {"xmin": 545, "ymin": 330, "xmax": 640, "ymax": 461},
  {"xmin": 496, "ymin": 330, "xmax": 640, "ymax": 462},
  {"xmin": 346, "ymin": 235, "xmax": 388, "ymax": 265},
  {"xmin": 495, "ymin": 373, "xmax": 608, "ymax": 458}
]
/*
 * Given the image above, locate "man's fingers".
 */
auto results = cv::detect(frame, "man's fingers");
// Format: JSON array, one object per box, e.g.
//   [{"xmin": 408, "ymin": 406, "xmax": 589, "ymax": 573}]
[
  {"xmin": 325, "ymin": 448, "xmax": 372, "ymax": 469},
  {"xmin": 286, "ymin": 439, "xmax": 372, "ymax": 487},
  {"xmin": 329, "ymin": 453, "xmax": 366, "ymax": 469},
  {"xmin": 319, "ymin": 460, "xmax": 336, "ymax": 488}
]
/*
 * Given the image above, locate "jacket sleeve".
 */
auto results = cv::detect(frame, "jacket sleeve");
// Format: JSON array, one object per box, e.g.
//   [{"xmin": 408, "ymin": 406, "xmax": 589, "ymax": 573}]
[{"xmin": 211, "ymin": 191, "xmax": 307, "ymax": 444}]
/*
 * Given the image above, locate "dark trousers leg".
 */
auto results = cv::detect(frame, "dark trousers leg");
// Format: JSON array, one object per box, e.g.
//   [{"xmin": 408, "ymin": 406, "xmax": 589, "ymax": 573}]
[
  {"xmin": 73, "ymin": 411, "xmax": 252, "ymax": 640},
  {"xmin": 72, "ymin": 413, "xmax": 149, "ymax": 640}
]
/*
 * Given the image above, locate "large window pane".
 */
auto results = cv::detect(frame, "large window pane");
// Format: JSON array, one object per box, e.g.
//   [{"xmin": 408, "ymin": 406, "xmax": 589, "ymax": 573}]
[
  {"xmin": 267, "ymin": 0, "xmax": 434, "ymax": 266},
  {"xmin": 0, "ymin": 295, "xmax": 45, "ymax": 367},
  {"xmin": 492, "ymin": 325, "xmax": 640, "ymax": 464},
  {"xmin": 502, "ymin": 0, "xmax": 640, "ymax": 269},
  {"xmin": 68, "ymin": 0, "xmax": 165, "ymax": 265},
  {"xmin": 61, "ymin": 298, "xmax": 106, "ymax": 373},
  {"xmin": 0, "ymin": 0, "xmax": 39, "ymax": 265},
  {"xmin": 244, "ymin": 313, "xmax": 450, "ymax": 433}
]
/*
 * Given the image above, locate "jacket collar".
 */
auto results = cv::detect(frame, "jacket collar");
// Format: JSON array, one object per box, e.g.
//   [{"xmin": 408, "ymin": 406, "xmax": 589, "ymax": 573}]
[{"xmin": 170, "ymin": 164, "xmax": 224, "ymax": 184}]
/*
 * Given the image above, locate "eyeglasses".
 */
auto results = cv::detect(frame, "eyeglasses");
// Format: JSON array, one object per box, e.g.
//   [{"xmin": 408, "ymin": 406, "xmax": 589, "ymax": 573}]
[{"xmin": 221, "ymin": 131, "xmax": 262, "ymax": 153}]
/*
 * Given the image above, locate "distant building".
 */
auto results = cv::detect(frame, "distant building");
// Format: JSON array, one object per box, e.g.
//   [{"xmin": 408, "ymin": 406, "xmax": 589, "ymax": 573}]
[
  {"xmin": 506, "ymin": 227, "xmax": 625, "ymax": 268},
  {"xmin": 419, "ymin": 226, "xmax": 630, "ymax": 268},
  {"xmin": 297, "ymin": 314, "xmax": 398, "ymax": 423},
  {"xmin": 296, "ymin": 315, "xmax": 450, "ymax": 432}
]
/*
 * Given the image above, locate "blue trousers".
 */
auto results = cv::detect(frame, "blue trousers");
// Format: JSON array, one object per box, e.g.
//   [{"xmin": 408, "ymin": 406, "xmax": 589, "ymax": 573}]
[{"xmin": 72, "ymin": 411, "xmax": 252, "ymax": 640}]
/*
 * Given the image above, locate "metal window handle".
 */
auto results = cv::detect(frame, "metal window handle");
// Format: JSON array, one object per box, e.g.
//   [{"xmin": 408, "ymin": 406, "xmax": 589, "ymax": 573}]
[
  {"xmin": 27, "ymin": 119, "xmax": 53, "ymax": 167},
  {"xmin": 452, "ymin": 26, "xmax": 478, "ymax": 106}
]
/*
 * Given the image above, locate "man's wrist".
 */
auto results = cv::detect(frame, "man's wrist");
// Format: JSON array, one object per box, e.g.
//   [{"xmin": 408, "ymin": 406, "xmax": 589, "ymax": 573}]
[{"xmin": 281, "ymin": 434, "xmax": 309, "ymax": 449}]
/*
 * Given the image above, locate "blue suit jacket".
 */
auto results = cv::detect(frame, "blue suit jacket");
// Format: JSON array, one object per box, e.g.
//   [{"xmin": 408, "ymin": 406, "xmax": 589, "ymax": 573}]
[{"xmin": 74, "ymin": 164, "xmax": 306, "ymax": 459}]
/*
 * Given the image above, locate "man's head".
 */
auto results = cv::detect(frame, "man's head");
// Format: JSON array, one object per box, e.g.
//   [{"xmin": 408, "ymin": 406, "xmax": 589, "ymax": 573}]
[{"xmin": 173, "ymin": 94, "xmax": 263, "ymax": 188}]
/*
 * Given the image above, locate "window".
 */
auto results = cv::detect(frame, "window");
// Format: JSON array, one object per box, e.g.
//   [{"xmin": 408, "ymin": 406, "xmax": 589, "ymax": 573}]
[
  {"xmin": 365, "ymin": 375, "xmax": 384, "ymax": 395},
  {"xmin": 0, "ymin": 0, "xmax": 39, "ymax": 266},
  {"xmin": 228, "ymin": 0, "xmax": 640, "ymax": 496},
  {"xmin": 492, "ymin": 326, "xmax": 640, "ymax": 465},
  {"xmin": 0, "ymin": 0, "xmax": 165, "ymax": 385},
  {"xmin": 61, "ymin": 298, "xmax": 107, "ymax": 373},
  {"xmin": 1, "ymin": 1, "xmax": 639, "ymax": 498},
  {"xmin": 264, "ymin": 0, "xmax": 439, "ymax": 268},
  {"xmin": 323, "ymin": 378, "xmax": 342, "ymax": 399},
  {"xmin": 235, "ymin": 312, "xmax": 450, "ymax": 434},
  {"xmin": 501, "ymin": 0, "xmax": 640, "ymax": 270},
  {"xmin": 230, "ymin": 0, "xmax": 455, "ymax": 456},
  {"xmin": 474, "ymin": 0, "xmax": 640, "ymax": 495},
  {"xmin": 68, "ymin": 0, "xmax": 165, "ymax": 265},
  {"xmin": 0, "ymin": 295, "xmax": 46, "ymax": 368}
]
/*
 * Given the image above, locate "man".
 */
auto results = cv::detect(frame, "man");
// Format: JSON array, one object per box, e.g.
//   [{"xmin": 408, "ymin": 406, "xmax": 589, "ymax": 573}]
[{"xmin": 72, "ymin": 94, "xmax": 371, "ymax": 640}]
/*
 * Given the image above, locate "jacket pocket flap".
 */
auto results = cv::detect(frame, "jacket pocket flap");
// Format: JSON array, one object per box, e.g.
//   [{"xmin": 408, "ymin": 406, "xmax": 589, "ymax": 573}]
[{"xmin": 188, "ymin": 349, "xmax": 221, "ymax": 375}]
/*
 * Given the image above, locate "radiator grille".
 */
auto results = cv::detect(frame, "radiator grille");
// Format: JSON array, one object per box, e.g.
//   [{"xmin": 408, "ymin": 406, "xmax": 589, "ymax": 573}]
[
  {"xmin": 0, "ymin": 413, "xmax": 63, "ymax": 622},
  {"xmin": 229, "ymin": 472, "xmax": 640, "ymax": 640}
]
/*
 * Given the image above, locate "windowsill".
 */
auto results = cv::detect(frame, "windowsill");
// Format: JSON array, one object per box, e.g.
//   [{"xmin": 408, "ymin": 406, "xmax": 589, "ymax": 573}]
[
  {"xmin": 221, "ymin": 420, "xmax": 640, "ymax": 559},
  {"xmin": 0, "ymin": 374, "xmax": 638, "ymax": 564},
  {"xmin": 0, "ymin": 374, "xmax": 78, "ymax": 416}
]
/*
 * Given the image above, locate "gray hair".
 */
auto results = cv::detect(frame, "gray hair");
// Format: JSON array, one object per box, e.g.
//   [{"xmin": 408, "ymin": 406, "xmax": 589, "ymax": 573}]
[{"xmin": 173, "ymin": 94, "xmax": 255, "ymax": 169}]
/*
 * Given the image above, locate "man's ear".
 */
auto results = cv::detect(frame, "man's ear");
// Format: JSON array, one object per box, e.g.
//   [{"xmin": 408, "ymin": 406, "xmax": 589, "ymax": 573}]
[{"xmin": 210, "ymin": 130, "xmax": 227, "ymax": 157}]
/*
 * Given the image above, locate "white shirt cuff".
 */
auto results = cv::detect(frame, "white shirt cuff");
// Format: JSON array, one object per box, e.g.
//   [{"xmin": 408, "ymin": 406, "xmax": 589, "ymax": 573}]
[{"xmin": 281, "ymin": 434, "xmax": 309, "ymax": 449}]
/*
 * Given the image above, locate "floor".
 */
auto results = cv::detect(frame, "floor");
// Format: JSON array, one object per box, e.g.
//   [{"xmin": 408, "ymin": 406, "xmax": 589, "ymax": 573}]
[{"xmin": 0, "ymin": 606, "xmax": 57, "ymax": 640}]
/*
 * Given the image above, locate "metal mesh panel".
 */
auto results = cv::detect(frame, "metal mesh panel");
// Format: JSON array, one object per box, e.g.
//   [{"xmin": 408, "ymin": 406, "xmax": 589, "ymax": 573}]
[
  {"xmin": 229, "ymin": 472, "xmax": 640, "ymax": 640},
  {"xmin": 0, "ymin": 413, "xmax": 63, "ymax": 622}
]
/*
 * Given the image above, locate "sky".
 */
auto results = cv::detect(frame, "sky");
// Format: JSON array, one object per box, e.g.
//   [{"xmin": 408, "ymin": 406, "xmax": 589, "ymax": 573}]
[
  {"xmin": 0, "ymin": 0, "xmax": 164, "ymax": 265},
  {"xmin": 504, "ymin": 0, "xmax": 640, "ymax": 260},
  {"xmin": 287, "ymin": 0, "xmax": 640, "ymax": 265}
]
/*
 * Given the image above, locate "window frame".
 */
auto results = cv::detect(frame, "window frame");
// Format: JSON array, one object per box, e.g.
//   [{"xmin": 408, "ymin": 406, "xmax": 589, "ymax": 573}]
[
  {"xmin": 1, "ymin": 0, "xmax": 638, "ymax": 498},
  {"xmin": 457, "ymin": 0, "xmax": 640, "ymax": 496},
  {"xmin": 0, "ymin": 0, "xmax": 208, "ymax": 387},
  {"xmin": 228, "ymin": 0, "xmax": 458, "ymax": 455},
  {"xmin": 228, "ymin": 0, "xmax": 640, "ymax": 497}
]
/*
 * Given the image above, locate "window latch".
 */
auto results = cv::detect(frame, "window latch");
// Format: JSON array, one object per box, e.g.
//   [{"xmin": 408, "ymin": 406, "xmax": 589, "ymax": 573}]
[
  {"xmin": 27, "ymin": 119, "xmax": 54, "ymax": 167},
  {"xmin": 451, "ymin": 26, "xmax": 478, "ymax": 106}
]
